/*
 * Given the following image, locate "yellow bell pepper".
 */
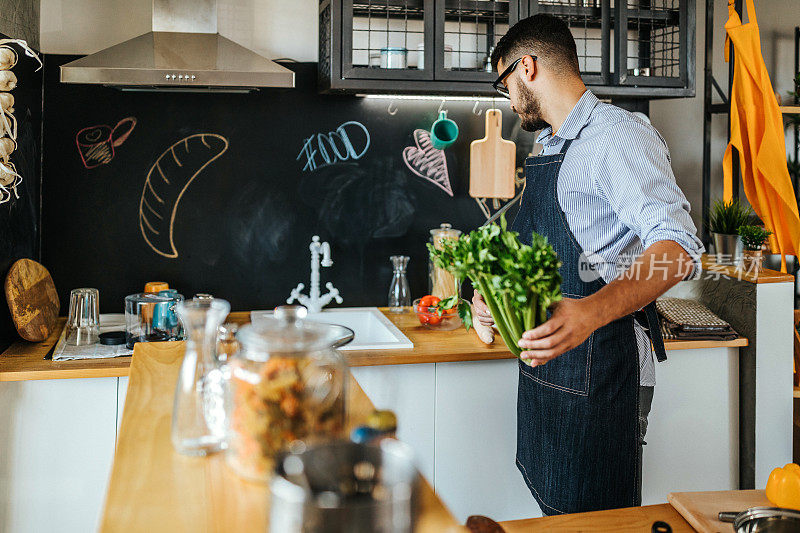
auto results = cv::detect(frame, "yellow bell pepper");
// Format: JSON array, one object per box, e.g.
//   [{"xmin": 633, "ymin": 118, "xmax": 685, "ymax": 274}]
[{"xmin": 766, "ymin": 463, "xmax": 800, "ymax": 510}]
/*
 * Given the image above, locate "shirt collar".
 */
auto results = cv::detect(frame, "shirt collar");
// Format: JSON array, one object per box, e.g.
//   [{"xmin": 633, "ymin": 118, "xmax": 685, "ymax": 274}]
[{"xmin": 535, "ymin": 90, "xmax": 600, "ymax": 146}]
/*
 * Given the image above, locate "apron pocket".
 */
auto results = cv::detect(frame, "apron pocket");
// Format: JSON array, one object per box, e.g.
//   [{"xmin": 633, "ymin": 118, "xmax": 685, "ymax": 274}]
[{"xmin": 519, "ymin": 330, "xmax": 592, "ymax": 396}]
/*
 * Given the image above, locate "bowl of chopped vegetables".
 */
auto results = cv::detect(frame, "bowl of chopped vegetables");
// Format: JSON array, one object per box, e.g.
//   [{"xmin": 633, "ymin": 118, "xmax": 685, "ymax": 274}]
[{"xmin": 413, "ymin": 295, "xmax": 467, "ymax": 331}]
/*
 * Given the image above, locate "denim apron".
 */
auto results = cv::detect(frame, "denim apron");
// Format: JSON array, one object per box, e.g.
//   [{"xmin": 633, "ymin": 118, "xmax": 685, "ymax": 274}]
[{"xmin": 511, "ymin": 138, "xmax": 666, "ymax": 515}]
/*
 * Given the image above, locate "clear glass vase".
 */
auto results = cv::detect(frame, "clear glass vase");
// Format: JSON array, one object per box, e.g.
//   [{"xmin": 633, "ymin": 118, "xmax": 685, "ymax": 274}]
[
  {"xmin": 388, "ymin": 255, "xmax": 411, "ymax": 313},
  {"xmin": 171, "ymin": 298, "xmax": 231, "ymax": 456}
]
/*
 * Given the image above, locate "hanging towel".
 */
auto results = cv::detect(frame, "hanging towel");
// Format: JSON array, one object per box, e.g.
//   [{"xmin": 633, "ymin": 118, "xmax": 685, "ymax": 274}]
[{"xmin": 723, "ymin": 0, "xmax": 800, "ymax": 272}]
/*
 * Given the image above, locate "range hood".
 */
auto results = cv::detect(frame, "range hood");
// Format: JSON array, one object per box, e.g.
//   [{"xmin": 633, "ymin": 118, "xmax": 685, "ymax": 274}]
[{"xmin": 60, "ymin": 0, "xmax": 294, "ymax": 91}]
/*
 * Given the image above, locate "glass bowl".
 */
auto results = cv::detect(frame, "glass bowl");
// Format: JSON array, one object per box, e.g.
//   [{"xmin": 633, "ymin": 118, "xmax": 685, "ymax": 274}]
[{"xmin": 412, "ymin": 298, "xmax": 463, "ymax": 331}]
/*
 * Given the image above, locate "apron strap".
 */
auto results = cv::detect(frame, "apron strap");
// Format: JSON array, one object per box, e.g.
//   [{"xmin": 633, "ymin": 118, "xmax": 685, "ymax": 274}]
[
  {"xmin": 636, "ymin": 302, "xmax": 667, "ymax": 362},
  {"xmin": 558, "ymin": 138, "xmax": 574, "ymax": 155}
]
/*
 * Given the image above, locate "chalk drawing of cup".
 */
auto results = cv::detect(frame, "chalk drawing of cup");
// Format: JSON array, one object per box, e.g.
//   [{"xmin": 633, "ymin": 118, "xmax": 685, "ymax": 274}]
[{"xmin": 76, "ymin": 117, "xmax": 137, "ymax": 169}]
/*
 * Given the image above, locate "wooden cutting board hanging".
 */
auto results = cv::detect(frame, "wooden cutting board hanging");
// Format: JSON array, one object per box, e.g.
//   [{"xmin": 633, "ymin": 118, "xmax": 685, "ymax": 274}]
[
  {"xmin": 469, "ymin": 109, "xmax": 516, "ymax": 199},
  {"xmin": 4, "ymin": 258, "xmax": 60, "ymax": 342}
]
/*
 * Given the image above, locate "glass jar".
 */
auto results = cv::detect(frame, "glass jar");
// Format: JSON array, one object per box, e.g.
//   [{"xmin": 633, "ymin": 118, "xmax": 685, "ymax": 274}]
[
  {"xmin": 225, "ymin": 306, "xmax": 350, "ymax": 483},
  {"xmin": 429, "ymin": 223, "xmax": 462, "ymax": 299}
]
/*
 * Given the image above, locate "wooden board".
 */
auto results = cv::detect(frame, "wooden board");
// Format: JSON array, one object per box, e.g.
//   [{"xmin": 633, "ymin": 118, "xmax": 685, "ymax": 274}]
[
  {"xmin": 100, "ymin": 340, "xmax": 465, "ymax": 533},
  {"xmin": 469, "ymin": 109, "xmax": 516, "ymax": 199},
  {"xmin": 0, "ymin": 310, "xmax": 747, "ymax": 382},
  {"xmin": 667, "ymin": 489, "xmax": 771, "ymax": 533},
  {"xmin": 4, "ymin": 258, "xmax": 60, "ymax": 342},
  {"xmin": 500, "ymin": 503, "xmax": 694, "ymax": 532}
]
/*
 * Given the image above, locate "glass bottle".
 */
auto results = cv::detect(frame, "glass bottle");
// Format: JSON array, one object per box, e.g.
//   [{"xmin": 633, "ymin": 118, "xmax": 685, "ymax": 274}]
[
  {"xmin": 388, "ymin": 255, "xmax": 411, "ymax": 312},
  {"xmin": 171, "ymin": 298, "xmax": 231, "ymax": 456}
]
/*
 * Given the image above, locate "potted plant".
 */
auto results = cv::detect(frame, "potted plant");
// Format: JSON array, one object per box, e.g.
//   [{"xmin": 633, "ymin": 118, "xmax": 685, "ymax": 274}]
[
  {"xmin": 737, "ymin": 225, "xmax": 772, "ymax": 272},
  {"xmin": 707, "ymin": 199, "xmax": 753, "ymax": 264}
]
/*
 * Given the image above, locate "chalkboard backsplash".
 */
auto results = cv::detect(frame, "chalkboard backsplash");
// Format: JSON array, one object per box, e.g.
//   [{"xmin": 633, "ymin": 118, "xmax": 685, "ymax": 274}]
[{"xmin": 42, "ymin": 57, "xmax": 532, "ymax": 313}]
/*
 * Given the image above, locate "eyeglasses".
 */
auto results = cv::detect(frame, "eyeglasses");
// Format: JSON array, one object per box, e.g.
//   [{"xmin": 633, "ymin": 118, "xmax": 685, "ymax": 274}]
[{"xmin": 492, "ymin": 56, "xmax": 535, "ymax": 98}]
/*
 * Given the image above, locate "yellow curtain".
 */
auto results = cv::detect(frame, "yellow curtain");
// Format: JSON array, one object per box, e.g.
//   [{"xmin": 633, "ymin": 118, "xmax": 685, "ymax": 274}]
[{"xmin": 724, "ymin": 0, "xmax": 800, "ymax": 272}]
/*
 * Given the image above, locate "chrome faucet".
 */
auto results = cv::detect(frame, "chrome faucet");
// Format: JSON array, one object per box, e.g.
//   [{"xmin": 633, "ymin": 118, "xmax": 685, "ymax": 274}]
[{"xmin": 287, "ymin": 235, "xmax": 343, "ymax": 313}]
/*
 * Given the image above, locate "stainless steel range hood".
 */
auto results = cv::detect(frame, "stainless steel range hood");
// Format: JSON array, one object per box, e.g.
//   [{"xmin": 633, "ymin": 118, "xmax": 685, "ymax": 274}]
[{"xmin": 60, "ymin": 0, "xmax": 294, "ymax": 91}]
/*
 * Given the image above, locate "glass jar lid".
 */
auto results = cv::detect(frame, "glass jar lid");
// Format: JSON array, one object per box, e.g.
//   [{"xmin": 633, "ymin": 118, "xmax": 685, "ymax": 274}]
[
  {"xmin": 237, "ymin": 306, "xmax": 354, "ymax": 357},
  {"xmin": 430, "ymin": 223, "xmax": 461, "ymax": 239}
]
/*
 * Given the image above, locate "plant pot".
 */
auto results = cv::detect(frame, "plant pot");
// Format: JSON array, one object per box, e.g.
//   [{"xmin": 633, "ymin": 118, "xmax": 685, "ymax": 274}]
[
  {"xmin": 712, "ymin": 232, "xmax": 743, "ymax": 265},
  {"xmin": 740, "ymin": 248, "xmax": 763, "ymax": 273}
]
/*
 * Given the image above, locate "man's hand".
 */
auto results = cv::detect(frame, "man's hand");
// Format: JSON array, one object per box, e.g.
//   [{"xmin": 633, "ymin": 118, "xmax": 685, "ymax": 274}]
[
  {"xmin": 472, "ymin": 292, "xmax": 494, "ymax": 327},
  {"xmin": 517, "ymin": 298, "xmax": 600, "ymax": 366}
]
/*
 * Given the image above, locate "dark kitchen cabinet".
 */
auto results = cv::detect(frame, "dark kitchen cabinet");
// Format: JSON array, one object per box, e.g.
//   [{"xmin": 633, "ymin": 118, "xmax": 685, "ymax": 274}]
[{"xmin": 319, "ymin": 0, "xmax": 694, "ymax": 98}]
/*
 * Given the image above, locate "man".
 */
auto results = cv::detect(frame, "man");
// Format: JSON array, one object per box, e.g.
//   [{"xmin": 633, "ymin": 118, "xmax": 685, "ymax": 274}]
[{"xmin": 473, "ymin": 14, "xmax": 704, "ymax": 515}]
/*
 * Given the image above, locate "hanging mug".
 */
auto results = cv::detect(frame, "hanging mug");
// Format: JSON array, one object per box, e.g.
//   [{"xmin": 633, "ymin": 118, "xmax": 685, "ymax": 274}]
[
  {"xmin": 75, "ymin": 117, "xmax": 137, "ymax": 169},
  {"xmin": 430, "ymin": 111, "xmax": 459, "ymax": 150}
]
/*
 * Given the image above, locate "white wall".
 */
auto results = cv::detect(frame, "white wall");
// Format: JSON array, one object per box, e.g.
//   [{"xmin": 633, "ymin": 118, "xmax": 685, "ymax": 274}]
[{"xmin": 39, "ymin": 0, "xmax": 799, "ymax": 229}]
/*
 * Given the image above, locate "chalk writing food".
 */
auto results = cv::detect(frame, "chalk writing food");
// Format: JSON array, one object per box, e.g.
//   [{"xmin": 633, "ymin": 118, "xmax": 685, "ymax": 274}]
[
  {"xmin": 139, "ymin": 133, "xmax": 229, "ymax": 258},
  {"xmin": 296, "ymin": 120, "xmax": 370, "ymax": 172}
]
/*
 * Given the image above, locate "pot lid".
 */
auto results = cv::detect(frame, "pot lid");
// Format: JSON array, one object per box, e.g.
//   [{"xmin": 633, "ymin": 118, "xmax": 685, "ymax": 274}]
[{"xmin": 237, "ymin": 306, "xmax": 354, "ymax": 354}]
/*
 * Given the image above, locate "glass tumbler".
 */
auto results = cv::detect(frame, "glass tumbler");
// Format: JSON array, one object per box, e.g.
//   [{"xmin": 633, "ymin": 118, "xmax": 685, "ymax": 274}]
[{"xmin": 65, "ymin": 288, "xmax": 100, "ymax": 346}]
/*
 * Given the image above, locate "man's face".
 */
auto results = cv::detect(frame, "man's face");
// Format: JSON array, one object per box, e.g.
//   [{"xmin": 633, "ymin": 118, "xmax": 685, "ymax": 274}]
[{"xmin": 499, "ymin": 57, "xmax": 549, "ymax": 133}]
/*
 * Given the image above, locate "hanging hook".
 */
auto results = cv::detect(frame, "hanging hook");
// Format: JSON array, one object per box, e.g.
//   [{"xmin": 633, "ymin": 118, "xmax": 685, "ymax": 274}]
[
  {"xmin": 387, "ymin": 99, "xmax": 398, "ymax": 116},
  {"xmin": 437, "ymin": 98, "xmax": 447, "ymax": 115},
  {"xmin": 472, "ymin": 100, "xmax": 483, "ymax": 116}
]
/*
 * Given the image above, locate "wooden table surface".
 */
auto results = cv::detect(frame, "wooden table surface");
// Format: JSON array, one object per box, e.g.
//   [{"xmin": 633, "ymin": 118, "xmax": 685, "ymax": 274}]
[
  {"xmin": 0, "ymin": 309, "xmax": 747, "ymax": 382},
  {"xmin": 100, "ymin": 341, "xmax": 466, "ymax": 533},
  {"xmin": 500, "ymin": 503, "xmax": 695, "ymax": 532}
]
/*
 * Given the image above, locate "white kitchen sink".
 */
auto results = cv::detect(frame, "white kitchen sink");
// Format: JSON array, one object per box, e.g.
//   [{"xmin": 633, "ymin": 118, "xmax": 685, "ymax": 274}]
[{"xmin": 249, "ymin": 307, "xmax": 413, "ymax": 351}]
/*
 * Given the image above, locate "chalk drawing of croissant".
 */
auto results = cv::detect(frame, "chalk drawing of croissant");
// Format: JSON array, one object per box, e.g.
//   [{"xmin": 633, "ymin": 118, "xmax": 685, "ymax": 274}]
[{"xmin": 139, "ymin": 133, "xmax": 229, "ymax": 258}]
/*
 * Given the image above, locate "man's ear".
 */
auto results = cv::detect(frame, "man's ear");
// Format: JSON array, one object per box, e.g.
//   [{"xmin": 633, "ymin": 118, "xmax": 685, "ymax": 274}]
[{"xmin": 520, "ymin": 55, "xmax": 537, "ymax": 82}]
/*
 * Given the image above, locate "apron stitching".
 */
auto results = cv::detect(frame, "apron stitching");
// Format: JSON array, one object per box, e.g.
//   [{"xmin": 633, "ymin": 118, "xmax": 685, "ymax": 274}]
[
  {"xmin": 516, "ymin": 458, "xmax": 568, "ymax": 515},
  {"xmin": 519, "ymin": 366, "xmax": 589, "ymax": 396},
  {"xmin": 525, "ymin": 157, "xmax": 564, "ymax": 168},
  {"xmin": 551, "ymin": 158, "xmax": 587, "ymax": 256}
]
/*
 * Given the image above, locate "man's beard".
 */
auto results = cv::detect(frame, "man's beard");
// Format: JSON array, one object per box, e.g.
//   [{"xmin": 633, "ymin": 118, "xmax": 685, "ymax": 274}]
[{"xmin": 514, "ymin": 78, "xmax": 549, "ymax": 132}]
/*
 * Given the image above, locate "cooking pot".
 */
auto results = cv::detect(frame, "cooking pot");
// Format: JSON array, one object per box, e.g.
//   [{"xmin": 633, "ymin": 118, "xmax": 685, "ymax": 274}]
[{"xmin": 719, "ymin": 506, "xmax": 800, "ymax": 532}]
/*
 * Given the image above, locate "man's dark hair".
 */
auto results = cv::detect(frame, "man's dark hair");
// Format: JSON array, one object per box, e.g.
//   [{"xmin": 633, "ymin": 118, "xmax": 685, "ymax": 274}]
[{"xmin": 491, "ymin": 14, "xmax": 580, "ymax": 77}]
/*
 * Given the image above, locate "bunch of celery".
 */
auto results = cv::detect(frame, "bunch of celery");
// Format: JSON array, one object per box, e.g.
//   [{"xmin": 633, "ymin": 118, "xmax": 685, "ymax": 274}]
[{"xmin": 427, "ymin": 216, "xmax": 562, "ymax": 361}]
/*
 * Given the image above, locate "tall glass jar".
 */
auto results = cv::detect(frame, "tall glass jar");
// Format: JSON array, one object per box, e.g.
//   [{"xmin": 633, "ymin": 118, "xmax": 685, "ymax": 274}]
[
  {"xmin": 429, "ymin": 223, "xmax": 462, "ymax": 299},
  {"xmin": 225, "ymin": 306, "xmax": 349, "ymax": 483}
]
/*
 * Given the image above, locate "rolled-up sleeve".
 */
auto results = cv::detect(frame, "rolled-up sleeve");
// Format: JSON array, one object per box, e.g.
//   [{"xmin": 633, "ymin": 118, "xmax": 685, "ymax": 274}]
[{"xmin": 592, "ymin": 119, "xmax": 705, "ymax": 274}]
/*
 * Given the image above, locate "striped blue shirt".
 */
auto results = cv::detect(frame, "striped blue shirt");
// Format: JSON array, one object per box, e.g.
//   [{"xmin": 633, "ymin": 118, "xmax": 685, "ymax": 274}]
[{"xmin": 535, "ymin": 90, "xmax": 705, "ymax": 386}]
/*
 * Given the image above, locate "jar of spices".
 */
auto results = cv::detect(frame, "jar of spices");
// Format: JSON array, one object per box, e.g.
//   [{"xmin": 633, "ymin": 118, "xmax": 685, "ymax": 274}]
[{"xmin": 225, "ymin": 305, "xmax": 352, "ymax": 482}]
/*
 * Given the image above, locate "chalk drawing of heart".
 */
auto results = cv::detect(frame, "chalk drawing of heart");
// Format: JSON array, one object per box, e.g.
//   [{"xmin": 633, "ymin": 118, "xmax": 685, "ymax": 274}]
[{"xmin": 402, "ymin": 129, "xmax": 453, "ymax": 197}]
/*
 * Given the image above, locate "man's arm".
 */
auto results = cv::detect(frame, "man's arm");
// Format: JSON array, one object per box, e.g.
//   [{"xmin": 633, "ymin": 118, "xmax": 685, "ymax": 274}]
[{"xmin": 517, "ymin": 240, "xmax": 693, "ymax": 364}]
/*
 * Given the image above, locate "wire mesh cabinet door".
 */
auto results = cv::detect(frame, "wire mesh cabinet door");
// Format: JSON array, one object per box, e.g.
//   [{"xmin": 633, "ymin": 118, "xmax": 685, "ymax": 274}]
[
  {"xmin": 433, "ymin": 1, "xmax": 522, "ymax": 82},
  {"xmin": 341, "ymin": 0, "xmax": 436, "ymax": 80},
  {"xmin": 526, "ymin": 0, "xmax": 611, "ymax": 87},
  {"xmin": 614, "ymin": 0, "xmax": 694, "ymax": 89}
]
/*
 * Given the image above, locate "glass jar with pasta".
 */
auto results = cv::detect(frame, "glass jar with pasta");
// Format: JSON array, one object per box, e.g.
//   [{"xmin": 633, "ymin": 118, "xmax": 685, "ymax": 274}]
[
  {"xmin": 225, "ymin": 305, "xmax": 351, "ymax": 483},
  {"xmin": 429, "ymin": 223, "xmax": 462, "ymax": 299}
]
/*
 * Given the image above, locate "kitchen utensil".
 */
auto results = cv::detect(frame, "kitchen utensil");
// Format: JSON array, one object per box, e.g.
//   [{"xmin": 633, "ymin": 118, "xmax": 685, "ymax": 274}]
[
  {"xmin": 651, "ymin": 521, "xmax": 672, "ymax": 533},
  {"xmin": 413, "ymin": 298, "xmax": 463, "ymax": 331},
  {"xmin": 4, "ymin": 258, "xmax": 59, "ymax": 342},
  {"xmin": 99, "ymin": 331, "xmax": 127, "ymax": 345},
  {"xmin": 719, "ymin": 507, "xmax": 800, "ymax": 532},
  {"xmin": 470, "ymin": 109, "xmax": 516, "ymax": 199},
  {"xmin": 380, "ymin": 47, "xmax": 407, "ymax": 69},
  {"xmin": 429, "ymin": 223, "xmax": 461, "ymax": 299},
  {"xmin": 65, "ymin": 288, "xmax": 100, "ymax": 346},
  {"xmin": 388, "ymin": 255, "xmax": 411, "ymax": 313},
  {"xmin": 270, "ymin": 439, "xmax": 420, "ymax": 533},
  {"xmin": 171, "ymin": 298, "xmax": 230, "ymax": 456},
  {"xmin": 225, "ymin": 305, "xmax": 350, "ymax": 482},
  {"xmin": 466, "ymin": 515, "xmax": 505, "ymax": 533},
  {"xmin": 668, "ymin": 489, "xmax": 772, "ymax": 533},
  {"xmin": 124, "ymin": 291, "xmax": 184, "ymax": 349},
  {"xmin": 430, "ymin": 111, "xmax": 459, "ymax": 150}
]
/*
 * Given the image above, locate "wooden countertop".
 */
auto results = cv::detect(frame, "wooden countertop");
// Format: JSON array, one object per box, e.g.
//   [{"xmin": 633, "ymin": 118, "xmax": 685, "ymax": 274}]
[
  {"xmin": 701, "ymin": 254, "xmax": 795, "ymax": 284},
  {"xmin": 499, "ymin": 503, "xmax": 694, "ymax": 532},
  {"xmin": 100, "ymin": 341, "xmax": 465, "ymax": 533},
  {"xmin": 0, "ymin": 309, "xmax": 747, "ymax": 382}
]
